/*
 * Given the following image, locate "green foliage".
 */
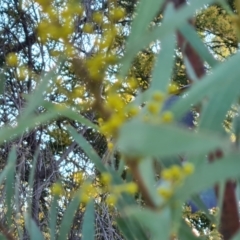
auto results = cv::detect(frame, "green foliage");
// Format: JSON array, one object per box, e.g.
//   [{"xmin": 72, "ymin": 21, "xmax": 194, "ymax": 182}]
[{"xmin": 1, "ymin": 0, "xmax": 240, "ymax": 240}]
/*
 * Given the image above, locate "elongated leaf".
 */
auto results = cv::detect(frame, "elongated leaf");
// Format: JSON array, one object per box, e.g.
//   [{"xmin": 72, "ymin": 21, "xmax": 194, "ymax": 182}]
[
  {"xmin": 171, "ymin": 52, "xmax": 240, "ymax": 120},
  {"xmin": 58, "ymin": 193, "xmax": 81, "ymax": 240},
  {"xmin": 49, "ymin": 197, "xmax": 58, "ymax": 240},
  {"xmin": 122, "ymin": 0, "xmax": 167, "ymax": 76},
  {"xmin": 26, "ymin": 151, "xmax": 39, "ymax": 219},
  {"xmin": 43, "ymin": 101, "xmax": 98, "ymax": 130},
  {"xmin": 22, "ymin": 70, "xmax": 56, "ymax": 118},
  {"xmin": 179, "ymin": 23, "xmax": 219, "ymax": 68},
  {"xmin": 178, "ymin": 220, "xmax": 200, "ymax": 240},
  {"xmin": 150, "ymin": 4, "xmax": 176, "ymax": 92},
  {"xmin": 125, "ymin": 207, "xmax": 171, "ymax": 240},
  {"xmin": 25, "ymin": 216, "xmax": 44, "ymax": 240},
  {"xmin": 199, "ymin": 77, "xmax": 240, "ymax": 132},
  {"xmin": 232, "ymin": 230, "xmax": 240, "ymax": 240},
  {"xmin": 117, "ymin": 217, "xmax": 149, "ymax": 240},
  {"xmin": 138, "ymin": 159, "xmax": 162, "ymax": 206},
  {"xmin": 0, "ymin": 165, "xmax": 13, "ymax": 185},
  {"xmin": 127, "ymin": 0, "xmax": 166, "ymax": 45},
  {"xmin": 82, "ymin": 200, "xmax": 95, "ymax": 240},
  {"xmin": 5, "ymin": 148, "xmax": 17, "ymax": 225},
  {"xmin": 117, "ymin": 119, "xmax": 230, "ymax": 157},
  {"xmin": 0, "ymin": 111, "xmax": 56, "ymax": 146},
  {"xmin": 0, "ymin": 70, "xmax": 6, "ymax": 95},
  {"xmin": 68, "ymin": 127, "xmax": 106, "ymax": 172}
]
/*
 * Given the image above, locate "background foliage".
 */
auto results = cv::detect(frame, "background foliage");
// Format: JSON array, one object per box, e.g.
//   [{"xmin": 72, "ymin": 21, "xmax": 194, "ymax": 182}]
[{"xmin": 1, "ymin": 0, "xmax": 240, "ymax": 239}]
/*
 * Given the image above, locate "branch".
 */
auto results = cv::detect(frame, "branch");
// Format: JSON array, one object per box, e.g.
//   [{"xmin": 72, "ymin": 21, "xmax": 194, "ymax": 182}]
[{"xmin": 0, "ymin": 222, "xmax": 16, "ymax": 240}]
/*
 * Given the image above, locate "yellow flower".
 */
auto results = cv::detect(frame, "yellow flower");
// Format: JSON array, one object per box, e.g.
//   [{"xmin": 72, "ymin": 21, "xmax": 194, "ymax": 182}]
[
  {"xmin": 128, "ymin": 77, "xmax": 138, "ymax": 88},
  {"xmin": 158, "ymin": 187, "xmax": 173, "ymax": 200},
  {"xmin": 93, "ymin": 12, "xmax": 104, "ymax": 24},
  {"xmin": 100, "ymin": 113, "xmax": 125, "ymax": 136},
  {"xmin": 101, "ymin": 172, "xmax": 112, "ymax": 185},
  {"xmin": 109, "ymin": 8, "xmax": 126, "ymax": 21},
  {"xmin": 161, "ymin": 165, "xmax": 183, "ymax": 182},
  {"xmin": 170, "ymin": 165, "xmax": 183, "ymax": 181},
  {"xmin": 6, "ymin": 53, "xmax": 18, "ymax": 67},
  {"xmin": 168, "ymin": 83, "xmax": 179, "ymax": 94},
  {"xmin": 35, "ymin": 0, "xmax": 50, "ymax": 11},
  {"xmin": 83, "ymin": 23, "xmax": 94, "ymax": 33},
  {"xmin": 73, "ymin": 171, "xmax": 84, "ymax": 184},
  {"xmin": 161, "ymin": 169, "xmax": 172, "ymax": 181},
  {"xmin": 124, "ymin": 182, "xmax": 138, "ymax": 194},
  {"xmin": 147, "ymin": 102, "xmax": 159, "ymax": 115},
  {"xmin": 152, "ymin": 91, "xmax": 165, "ymax": 102},
  {"xmin": 98, "ymin": 118, "xmax": 103, "ymax": 125},
  {"xmin": 107, "ymin": 142, "xmax": 114, "ymax": 151},
  {"xmin": 51, "ymin": 183, "xmax": 64, "ymax": 196},
  {"xmin": 17, "ymin": 66, "xmax": 28, "ymax": 81},
  {"xmin": 107, "ymin": 94, "xmax": 125, "ymax": 110},
  {"xmin": 161, "ymin": 111, "xmax": 173, "ymax": 123},
  {"xmin": 127, "ymin": 106, "xmax": 139, "ymax": 117},
  {"xmin": 106, "ymin": 194, "xmax": 117, "ymax": 206},
  {"xmin": 183, "ymin": 163, "xmax": 195, "ymax": 175}
]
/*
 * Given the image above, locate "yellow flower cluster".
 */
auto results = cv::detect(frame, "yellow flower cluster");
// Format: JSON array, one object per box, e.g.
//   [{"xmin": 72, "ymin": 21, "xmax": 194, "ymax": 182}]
[
  {"xmin": 143, "ymin": 91, "xmax": 174, "ymax": 124},
  {"xmin": 168, "ymin": 83, "xmax": 179, "ymax": 95},
  {"xmin": 99, "ymin": 91, "xmax": 132, "ymax": 137},
  {"xmin": 36, "ymin": 0, "xmax": 82, "ymax": 45},
  {"xmin": 6, "ymin": 53, "xmax": 18, "ymax": 67},
  {"xmin": 51, "ymin": 182, "xmax": 64, "ymax": 196},
  {"xmin": 158, "ymin": 163, "xmax": 194, "ymax": 200},
  {"xmin": 157, "ymin": 187, "xmax": 173, "ymax": 200},
  {"xmin": 145, "ymin": 91, "xmax": 165, "ymax": 118},
  {"xmin": 161, "ymin": 111, "xmax": 174, "ymax": 123},
  {"xmin": 105, "ymin": 182, "xmax": 138, "ymax": 206},
  {"xmin": 101, "ymin": 172, "xmax": 112, "ymax": 185},
  {"xmin": 100, "ymin": 172, "xmax": 138, "ymax": 206},
  {"xmin": 162, "ymin": 163, "xmax": 194, "ymax": 183},
  {"xmin": 79, "ymin": 182, "xmax": 99, "ymax": 204},
  {"xmin": 100, "ymin": 112, "xmax": 125, "ymax": 137},
  {"xmin": 73, "ymin": 171, "xmax": 85, "ymax": 185}
]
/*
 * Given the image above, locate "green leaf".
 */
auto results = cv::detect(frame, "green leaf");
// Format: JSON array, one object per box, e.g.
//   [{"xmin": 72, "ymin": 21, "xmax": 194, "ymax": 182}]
[
  {"xmin": 231, "ymin": 230, "xmax": 240, "ymax": 240},
  {"xmin": 127, "ymin": 0, "xmax": 166, "ymax": 46},
  {"xmin": 171, "ymin": 52, "xmax": 240, "ymax": 120},
  {"xmin": 22, "ymin": 70, "xmax": 56, "ymax": 118},
  {"xmin": 179, "ymin": 23, "xmax": 219, "ymax": 68},
  {"xmin": 125, "ymin": 207, "xmax": 171, "ymax": 240},
  {"xmin": 43, "ymin": 101, "xmax": 99, "ymax": 130},
  {"xmin": 138, "ymin": 159, "xmax": 162, "ymax": 206},
  {"xmin": 81, "ymin": 200, "xmax": 95, "ymax": 240},
  {"xmin": 178, "ymin": 220, "xmax": 200, "ymax": 240},
  {"xmin": 26, "ymin": 151, "xmax": 40, "ymax": 221},
  {"xmin": 0, "ymin": 111, "xmax": 57, "ymax": 146},
  {"xmin": 5, "ymin": 148, "xmax": 17, "ymax": 225},
  {"xmin": 199, "ymin": 78, "xmax": 240, "ymax": 132},
  {"xmin": 49, "ymin": 196, "xmax": 58, "ymax": 240},
  {"xmin": 58, "ymin": 193, "xmax": 81, "ymax": 240},
  {"xmin": 150, "ymin": 4, "xmax": 176, "ymax": 92},
  {"xmin": 0, "ymin": 165, "xmax": 13, "ymax": 185},
  {"xmin": 0, "ymin": 70, "xmax": 6, "ymax": 95},
  {"xmin": 68, "ymin": 127, "xmax": 106, "ymax": 172},
  {"xmin": 117, "ymin": 217, "xmax": 148, "ymax": 240},
  {"xmin": 117, "ymin": 119, "xmax": 230, "ymax": 157},
  {"xmin": 25, "ymin": 216, "xmax": 44, "ymax": 240}
]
